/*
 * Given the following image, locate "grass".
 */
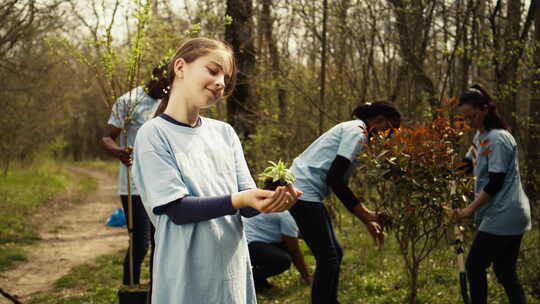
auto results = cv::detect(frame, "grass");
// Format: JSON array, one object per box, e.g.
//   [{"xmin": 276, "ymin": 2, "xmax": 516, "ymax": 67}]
[
  {"xmin": 0, "ymin": 159, "xmax": 68, "ymax": 245},
  {"xmin": 0, "ymin": 158, "xmax": 100, "ymax": 272},
  {"xmin": 76, "ymin": 159, "xmax": 118, "ymax": 176},
  {"xmin": 27, "ymin": 206, "xmax": 540, "ymax": 304},
  {"xmin": 28, "ymin": 250, "xmax": 150, "ymax": 304},
  {"xmin": 75, "ymin": 174, "xmax": 98, "ymax": 196}
]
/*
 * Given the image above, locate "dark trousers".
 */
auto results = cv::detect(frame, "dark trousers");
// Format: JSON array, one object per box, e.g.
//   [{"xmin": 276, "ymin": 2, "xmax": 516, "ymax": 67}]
[
  {"xmin": 466, "ymin": 231, "xmax": 527, "ymax": 304},
  {"xmin": 249, "ymin": 242, "xmax": 292, "ymax": 284},
  {"xmin": 121, "ymin": 195, "xmax": 151, "ymax": 285},
  {"xmin": 290, "ymin": 200, "xmax": 342, "ymax": 304}
]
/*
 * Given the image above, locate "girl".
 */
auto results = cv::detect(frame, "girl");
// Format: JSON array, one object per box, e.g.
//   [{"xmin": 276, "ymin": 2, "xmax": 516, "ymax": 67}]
[
  {"xmin": 101, "ymin": 63, "xmax": 167, "ymax": 285},
  {"xmin": 455, "ymin": 85, "xmax": 531, "ymax": 304},
  {"xmin": 288, "ymin": 101, "xmax": 401, "ymax": 304},
  {"xmin": 132, "ymin": 38, "xmax": 299, "ymax": 304}
]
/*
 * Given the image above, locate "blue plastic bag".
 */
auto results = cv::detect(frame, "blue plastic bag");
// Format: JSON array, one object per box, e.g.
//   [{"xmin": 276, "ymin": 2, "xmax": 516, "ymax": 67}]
[{"xmin": 106, "ymin": 208, "xmax": 127, "ymax": 227}]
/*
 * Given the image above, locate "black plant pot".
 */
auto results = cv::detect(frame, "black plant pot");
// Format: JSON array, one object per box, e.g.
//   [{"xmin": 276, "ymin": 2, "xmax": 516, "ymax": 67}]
[{"xmin": 118, "ymin": 284, "xmax": 149, "ymax": 304}]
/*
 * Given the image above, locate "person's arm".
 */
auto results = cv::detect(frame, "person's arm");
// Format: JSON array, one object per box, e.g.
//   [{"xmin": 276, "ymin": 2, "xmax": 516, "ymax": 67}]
[
  {"xmin": 157, "ymin": 187, "xmax": 295, "ymax": 225},
  {"xmin": 156, "ymin": 195, "xmax": 235, "ymax": 225},
  {"xmin": 326, "ymin": 155, "xmax": 383, "ymax": 246},
  {"xmin": 101, "ymin": 124, "xmax": 132, "ymax": 166},
  {"xmin": 325, "ymin": 156, "xmax": 378, "ymax": 221},
  {"xmin": 457, "ymin": 157, "xmax": 473, "ymax": 175},
  {"xmin": 455, "ymin": 172, "xmax": 506, "ymax": 219},
  {"xmin": 325, "ymin": 155, "xmax": 361, "ymax": 213},
  {"xmin": 282, "ymin": 235, "xmax": 312, "ymax": 285}
]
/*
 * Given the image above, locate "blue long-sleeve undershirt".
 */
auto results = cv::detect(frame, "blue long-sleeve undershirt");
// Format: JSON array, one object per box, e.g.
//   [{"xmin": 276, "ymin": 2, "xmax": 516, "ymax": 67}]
[{"xmin": 155, "ymin": 195, "xmax": 259, "ymax": 225}]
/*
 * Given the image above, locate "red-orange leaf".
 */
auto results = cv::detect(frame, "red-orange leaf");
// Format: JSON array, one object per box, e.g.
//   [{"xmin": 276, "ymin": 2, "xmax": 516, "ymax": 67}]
[
  {"xmin": 480, "ymin": 139, "xmax": 490, "ymax": 147},
  {"xmin": 481, "ymin": 149, "xmax": 492, "ymax": 156}
]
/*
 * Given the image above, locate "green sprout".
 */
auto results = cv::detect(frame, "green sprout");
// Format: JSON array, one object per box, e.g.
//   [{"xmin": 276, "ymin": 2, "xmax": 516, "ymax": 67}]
[{"xmin": 258, "ymin": 160, "xmax": 296, "ymax": 185}]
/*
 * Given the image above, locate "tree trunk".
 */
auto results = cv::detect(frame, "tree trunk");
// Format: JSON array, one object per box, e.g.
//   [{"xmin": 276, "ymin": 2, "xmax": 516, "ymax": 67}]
[
  {"xmin": 152, "ymin": 0, "xmax": 158, "ymax": 16},
  {"xmin": 492, "ymin": 0, "xmax": 537, "ymax": 137},
  {"xmin": 2, "ymin": 154, "xmax": 11, "ymax": 176},
  {"xmin": 225, "ymin": 0, "xmax": 257, "ymax": 138},
  {"xmin": 319, "ymin": 0, "xmax": 328, "ymax": 134},
  {"xmin": 528, "ymin": 0, "xmax": 540, "ymax": 252},
  {"xmin": 388, "ymin": 0, "xmax": 438, "ymax": 116},
  {"xmin": 495, "ymin": 0, "xmax": 522, "ymax": 134},
  {"xmin": 261, "ymin": 0, "xmax": 287, "ymax": 124},
  {"xmin": 408, "ymin": 265, "xmax": 419, "ymax": 304}
]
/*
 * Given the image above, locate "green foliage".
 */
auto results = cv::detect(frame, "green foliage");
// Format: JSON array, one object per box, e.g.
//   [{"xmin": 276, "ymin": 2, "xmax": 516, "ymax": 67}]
[
  {"xmin": 23, "ymin": 201, "xmax": 540, "ymax": 304},
  {"xmin": 356, "ymin": 113, "xmax": 473, "ymax": 303},
  {"xmin": 76, "ymin": 160, "xmax": 118, "ymax": 176},
  {"xmin": 0, "ymin": 245, "xmax": 27, "ymax": 273},
  {"xmin": 0, "ymin": 160, "xmax": 100, "ymax": 272},
  {"xmin": 28, "ymin": 250, "xmax": 150, "ymax": 304},
  {"xmin": 75, "ymin": 175, "xmax": 98, "ymax": 196},
  {"xmin": 259, "ymin": 160, "xmax": 296, "ymax": 185},
  {"xmin": 0, "ymin": 160, "xmax": 68, "ymax": 272},
  {"xmin": 0, "ymin": 161, "xmax": 68, "ymax": 244}
]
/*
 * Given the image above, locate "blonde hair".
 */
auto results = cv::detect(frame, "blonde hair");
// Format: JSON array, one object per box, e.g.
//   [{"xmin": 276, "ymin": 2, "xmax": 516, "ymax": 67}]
[{"xmin": 154, "ymin": 38, "xmax": 236, "ymax": 117}]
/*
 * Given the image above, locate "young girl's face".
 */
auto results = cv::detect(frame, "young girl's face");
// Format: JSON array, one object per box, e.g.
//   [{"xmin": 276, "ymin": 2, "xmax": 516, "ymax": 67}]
[
  {"xmin": 458, "ymin": 103, "xmax": 487, "ymax": 130},
  {"xmin": 174, "ymin": 50, "xmax": 233, "ymax": 109}
]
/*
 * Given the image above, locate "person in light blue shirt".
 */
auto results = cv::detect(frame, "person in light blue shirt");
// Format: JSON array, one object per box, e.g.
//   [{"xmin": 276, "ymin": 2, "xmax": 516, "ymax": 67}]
[
  {"xmin": 289, "ymin": 101, "xmax": 401, "ymax": 304},
  {"xmin": 243, "ymin": 211, "xmax": 312, "ymax": 290},
  {"xmin": 456, "ymin": 84, "xmax": 531, "ymax": 304},
  {"xmin": 101, "ymin": 64, "xmax": 167, "ymax": 285},
  {"xmin": 131, "ymin": 38, "xmax": 300, "ymax": 304}
]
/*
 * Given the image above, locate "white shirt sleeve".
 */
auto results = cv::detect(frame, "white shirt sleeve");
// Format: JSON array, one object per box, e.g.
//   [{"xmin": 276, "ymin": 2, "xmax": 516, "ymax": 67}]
[{"xmin": 132, "ymin": 125, "xmax": 189, "ymax": 213}]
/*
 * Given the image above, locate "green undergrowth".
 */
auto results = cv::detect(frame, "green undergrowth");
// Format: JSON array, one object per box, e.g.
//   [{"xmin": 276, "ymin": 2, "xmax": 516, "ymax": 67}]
[
  {"xmin": 29, "ymin": 250, "xmax": 150, "ymax": 304},
  {"xmin": 27, "ymin": 202, "xmax": 540, "ymax": 303},
  {"xmin": 76, "ymin": 159, "xmax": 118, "ymax": 176},
  {"xmin": 0, "ymin": 158, "xmax": 99, "ymax": 272}
]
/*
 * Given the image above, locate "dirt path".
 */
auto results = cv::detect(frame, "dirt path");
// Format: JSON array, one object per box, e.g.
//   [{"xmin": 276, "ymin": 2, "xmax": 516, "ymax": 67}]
[{"xmin": 0, "ymin": 165, "xmax": 128, "ymax": 303}]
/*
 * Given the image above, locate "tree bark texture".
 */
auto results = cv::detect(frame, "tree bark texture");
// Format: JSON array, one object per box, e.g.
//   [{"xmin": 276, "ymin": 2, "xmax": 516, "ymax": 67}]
[{"xmin": 225, "ymin": 0, "xmax": 258, "ymax": 138}]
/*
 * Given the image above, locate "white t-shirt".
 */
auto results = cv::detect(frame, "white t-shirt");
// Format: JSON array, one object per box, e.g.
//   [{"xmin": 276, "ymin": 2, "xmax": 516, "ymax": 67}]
[
  {"xmin": 107, "ymin": 86, "xmax": 159, "ymax": 195},
  {"xmin": 132, "ymin": 115, "xmax": 257, "ymax": 304},
  {"xmin": 466, "ymin": 129, "xmax": 531, "ymax": 235},
  {"xmin": 290, "ymin": 120, "xmax": 368, "ymax": 202},
  {"xmin": 244, "ymin": 211, "xmax": 299, "ymax": 244}
]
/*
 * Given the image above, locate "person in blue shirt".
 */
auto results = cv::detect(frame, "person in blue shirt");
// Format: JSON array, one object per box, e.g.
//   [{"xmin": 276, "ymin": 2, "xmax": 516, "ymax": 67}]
[
  {"xmin": 455, "ymin": 84, "xmax": 531, "ymax": 304},
  {"xmin": 289, "ymin": 101, "xmax": 401, "ymax": 304},
  {"xmin": 101, "ymin": 63, "xmax": 167, "ymax": 285},
  {"xmin": 243, "ymin": 211, "xmax": 312, "ymax": 291},
  {"xmin": 131, "ymin": 37, "xmax": 301, "ymax": 304}
]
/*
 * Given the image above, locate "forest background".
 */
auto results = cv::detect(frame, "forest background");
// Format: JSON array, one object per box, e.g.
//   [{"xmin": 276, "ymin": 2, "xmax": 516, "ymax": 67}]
[{"xmin": 1, "ymin": 0, "xmax": 540, "ymax": 303}]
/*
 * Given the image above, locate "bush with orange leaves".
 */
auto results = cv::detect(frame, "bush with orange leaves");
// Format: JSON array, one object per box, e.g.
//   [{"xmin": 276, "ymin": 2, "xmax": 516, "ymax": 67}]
[{"xmin": 356, "ymin": 112, "xmax": 473, "ymax": 304}]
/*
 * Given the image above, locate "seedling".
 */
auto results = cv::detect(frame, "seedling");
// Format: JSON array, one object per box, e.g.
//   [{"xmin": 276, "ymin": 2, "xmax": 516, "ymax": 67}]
[{"xmin": 258, "ymin": 160, "xmax": 296, "ymax": 190}]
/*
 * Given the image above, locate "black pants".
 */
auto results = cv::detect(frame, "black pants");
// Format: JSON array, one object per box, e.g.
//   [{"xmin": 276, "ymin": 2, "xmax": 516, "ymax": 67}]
[
  {"xmin": 249, "ymin": 242, "xmax": 292, "ymax": 284},
  {"xmin": 121, "ymin": 195, "xmax": 151, "ymax": 285},
  {"xmin": 466, "ymin": 231, "xmax": 527, "ymax": 304},
  {"xmin": 290, "ymin": 200, "xmax": 342, "ymax": 304}
]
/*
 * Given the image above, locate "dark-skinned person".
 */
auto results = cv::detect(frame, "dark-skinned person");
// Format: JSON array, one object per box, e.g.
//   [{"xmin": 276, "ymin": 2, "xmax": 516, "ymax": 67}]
[
  {"xmin": 243, "ymin": 210, "xmax": 312, "ymax": 291},
  {"xmin": 101, "ymin": 63, "xmax": 168, "ymax": 286},
  {"xmin": 288, "ymin": 101, "xmax": 401, "ymax": 304},
  {"xmin": 454, "ymin": 84, "xmax": 531, "ymax": 304}
]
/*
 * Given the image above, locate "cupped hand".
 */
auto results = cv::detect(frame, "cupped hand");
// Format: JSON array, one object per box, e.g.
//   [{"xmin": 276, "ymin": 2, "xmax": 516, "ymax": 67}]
[
  {"xmin": 232, "ymin": 186, "xmax": 296, "ymax": 213},
  {"xmin": 286, "ymin": 184, "xmax": 302, "ymax": 202}
]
